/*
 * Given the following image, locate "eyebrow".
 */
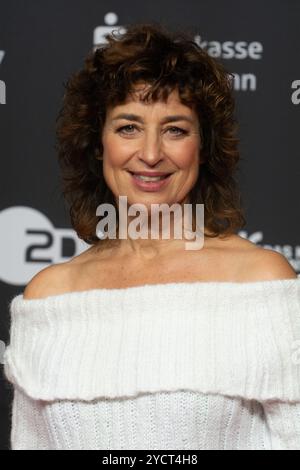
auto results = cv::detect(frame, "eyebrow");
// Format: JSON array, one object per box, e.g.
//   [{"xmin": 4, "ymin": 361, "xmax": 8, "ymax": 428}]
[{"xmin": 111, "ymin": 113, "xmax": 194, "ymax": 124}]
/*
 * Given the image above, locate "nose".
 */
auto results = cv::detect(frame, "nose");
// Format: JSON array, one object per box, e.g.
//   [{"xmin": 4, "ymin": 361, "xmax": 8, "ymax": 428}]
[{"xmin": 138, "ymin": 129, "xmax": 164, "ymax": 166}]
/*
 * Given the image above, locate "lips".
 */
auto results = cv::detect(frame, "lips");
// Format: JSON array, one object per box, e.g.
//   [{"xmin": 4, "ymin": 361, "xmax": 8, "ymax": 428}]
[
  {"xmin": 127, "ymin": 171, "xmax": 172, "ymax": 177},
  {"xmin": 127, "ymin": 170, "xmax": 173, "ymax": 191}
]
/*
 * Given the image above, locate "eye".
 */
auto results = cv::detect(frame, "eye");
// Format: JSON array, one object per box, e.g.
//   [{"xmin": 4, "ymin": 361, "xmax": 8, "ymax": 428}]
[
  {"xmin": 167, "ymin": 126, "xmax": 188, "ymax": 136},
  {"xmin": 116, "ymin": 124, "xmax": 137, "ymax": 135},
  {"xmin": 116, "ymin": 125, "xmax": 188, "ymax": 136}
]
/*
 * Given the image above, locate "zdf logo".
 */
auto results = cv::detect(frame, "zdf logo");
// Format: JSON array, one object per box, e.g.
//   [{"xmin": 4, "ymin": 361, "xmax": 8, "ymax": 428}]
[
  {"xmin": 0, "ymin": 206, "xmax": 89, "ymax": 285},
  {"xmin": 0, "ymin": 340, "xmax": 6, "ymax": 365}
]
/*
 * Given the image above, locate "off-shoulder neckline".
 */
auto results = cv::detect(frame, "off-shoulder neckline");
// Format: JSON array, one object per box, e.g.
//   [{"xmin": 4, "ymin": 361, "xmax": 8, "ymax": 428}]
[{"xmin": 12, "ymin": 274, "xmax": 300, "ymax": 304}]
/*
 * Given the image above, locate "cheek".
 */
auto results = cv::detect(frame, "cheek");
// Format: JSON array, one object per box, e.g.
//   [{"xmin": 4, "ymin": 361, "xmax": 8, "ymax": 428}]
[
  {"xmin": 102, "ymin": 135, "xmax": 130, "ymax": 165},
  {"xmin": 172, "ymin": 141, "xmax": 200, "ymax": 169}
]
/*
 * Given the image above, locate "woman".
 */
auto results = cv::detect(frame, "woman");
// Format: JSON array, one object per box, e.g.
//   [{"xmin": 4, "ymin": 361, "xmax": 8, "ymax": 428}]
[{"xmin": 4, "ymin": 22, "xmax": 300, "ymax": 450}]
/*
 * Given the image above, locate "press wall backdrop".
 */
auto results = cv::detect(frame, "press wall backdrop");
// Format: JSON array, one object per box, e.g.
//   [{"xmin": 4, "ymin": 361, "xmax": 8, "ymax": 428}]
[{"xmin": 0, "ymin": 0, "xmax": 299, "ymax": 450}]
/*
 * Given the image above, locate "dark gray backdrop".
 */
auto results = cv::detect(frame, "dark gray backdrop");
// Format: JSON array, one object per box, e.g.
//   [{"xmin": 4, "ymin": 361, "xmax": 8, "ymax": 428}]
[{"xmin": 0, "ymin": 0, "xmax": 299, "ymax": 450}]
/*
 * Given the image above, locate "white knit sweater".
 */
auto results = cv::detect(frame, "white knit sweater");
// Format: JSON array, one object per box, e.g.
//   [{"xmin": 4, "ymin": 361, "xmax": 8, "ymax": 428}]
[{"xmin": 3, "ymin": 276, "xmax": 300, "ymax": 450}]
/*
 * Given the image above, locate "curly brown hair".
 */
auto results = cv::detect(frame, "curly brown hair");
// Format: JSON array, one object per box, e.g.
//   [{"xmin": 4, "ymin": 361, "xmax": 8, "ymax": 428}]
[{"xmin": 55, "ymin": 21, "xmax": 246, "ymax": 246}]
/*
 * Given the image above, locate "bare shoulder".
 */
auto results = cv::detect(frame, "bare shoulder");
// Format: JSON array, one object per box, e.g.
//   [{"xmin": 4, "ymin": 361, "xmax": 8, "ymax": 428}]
[
  {"xmin": 23, "ymin": 262, "xmax": 73, "ymax": 300},
  {"xmin": 22, "ymin": 244, "xmax": 106, "ymax": 299},
  {"xmin": 243, "ymin": 246, "xmax": 298, "ymax": 281},
  {"xmin": 226, "ymin": 233, "xmax": 297, "ymax": 282},
  {"xmin": 214, "ymin": 234, "xmax": 297, "ymax": 282}
]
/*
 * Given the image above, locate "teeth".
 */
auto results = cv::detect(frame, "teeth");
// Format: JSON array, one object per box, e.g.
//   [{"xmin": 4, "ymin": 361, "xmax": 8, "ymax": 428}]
[{"xmin": 134, "ymin": 174, "xmax": 168, "ymax": 182}]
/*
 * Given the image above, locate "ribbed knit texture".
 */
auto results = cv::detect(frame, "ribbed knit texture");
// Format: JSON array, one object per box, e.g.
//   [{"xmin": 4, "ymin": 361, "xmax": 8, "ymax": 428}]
[{"xmin": 3, "ymin": 276, "xmax": 300, "ymax": 450}]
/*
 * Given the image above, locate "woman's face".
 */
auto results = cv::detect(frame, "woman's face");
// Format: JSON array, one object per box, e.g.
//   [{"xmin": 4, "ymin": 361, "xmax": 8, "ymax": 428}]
[{"xmin": 101, "ymin": 84, "xmax": 202, "ymax": 210}]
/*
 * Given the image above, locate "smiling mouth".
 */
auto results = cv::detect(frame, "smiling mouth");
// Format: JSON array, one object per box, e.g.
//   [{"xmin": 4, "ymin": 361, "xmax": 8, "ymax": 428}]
[{"xmin": 127, "ymin": 171, "xmax": 172, "ymax": 182}]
